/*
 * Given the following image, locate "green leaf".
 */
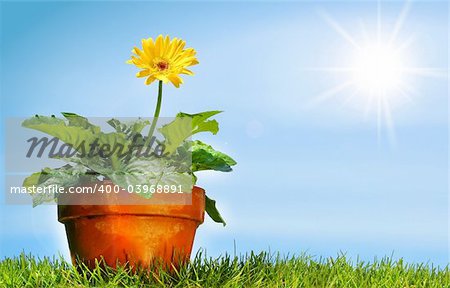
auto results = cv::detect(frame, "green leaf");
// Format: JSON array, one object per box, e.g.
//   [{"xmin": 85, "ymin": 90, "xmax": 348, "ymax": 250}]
[
  {"xmin": 22, "ymin": 115, "xmax": 130, "ymax": 158},
  {"xmin": 106, "ymin": 155, "xmax": 193, "ymax": 198},
  {"xmin": 192, "ymin": 140, "xmax": 237, "ymax": 172},
  {"xmin": 61, "ymin": 112, "xmax": 101, "ymax": 133},
  {"xmin": 130, "ymin": 119, "xmax": 151, "ymax": 134},
  {"xmin": 177, "ymin": 111, "xmax": 221, "ymax": 135},
  {"xmin": 96, "ymin": 132, "xmax": 129, "ymax": 153},
  {"xmin": 23, "ymin": 171, "xmax": 48, "ymax": 188},
  {"xmin": 59, "ymin": 154, "xmax": 114, "ymax": 176},
  {"xmin": 23, "ymin": 164, "xmax": 97, "ymax": 207},
  {"xmin": 22, "ymin": 113, "xmax": 235, "ymax": 213},
  {"xmin": 205, "ymin": 195, "xmax": 226, "ymax": 226},
  {"xmin": 22, "ymin": 115, "xmax": 97, "ymax": 153},
  {"xmin": 159, "ymin": 111, "xmax": 222, "ymax": 154},
  {"xmin": 107, "ymin": 118, "xmax": 150, "ymax": 137}
]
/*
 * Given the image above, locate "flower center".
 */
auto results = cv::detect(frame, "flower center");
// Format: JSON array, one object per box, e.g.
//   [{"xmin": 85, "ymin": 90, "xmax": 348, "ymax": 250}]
[{"xmin": 156, "ymin": 60, "xmax": 169, "ymax": 71}]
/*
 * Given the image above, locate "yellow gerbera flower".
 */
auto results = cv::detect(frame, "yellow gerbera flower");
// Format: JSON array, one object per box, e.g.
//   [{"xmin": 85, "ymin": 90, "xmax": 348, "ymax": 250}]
[{"xmin": 127, "ymin": 35, "xmax": 199, "ymax": 88}]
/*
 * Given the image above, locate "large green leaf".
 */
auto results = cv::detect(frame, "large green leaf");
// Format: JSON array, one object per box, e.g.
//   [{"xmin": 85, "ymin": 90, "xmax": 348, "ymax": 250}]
[
  {"xmin": 22, "ymin": 114, "xmax": 130, "ymax": 158},
  {"xmin": 205, "ymin": 195, "xmax": 226, "ymax": 226},
  {"xmin": 159, "ymin": 111, "xmax": 221, "ymax": 154},
  {"xmin": 22, "ymin": 115, "xmax": 97, "ymax": 153}
]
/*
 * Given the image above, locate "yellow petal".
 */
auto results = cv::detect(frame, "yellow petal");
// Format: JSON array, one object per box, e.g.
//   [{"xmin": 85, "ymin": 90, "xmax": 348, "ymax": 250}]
[
  {"xmin": 170, "ymin": 39, "xmax": 186, "ymax": 59},
  {"xmin": 163, "ymin": 35, "xmax": 170, "ymax": 55},
  {"xmin": 181, "ymin": 68, "xmax": 194, "ymax": 75},
  {"xmin": 155, "ymin": 35, "xmax": 163, "ymax": 56},
  {"xmin": 136, "ymin": 69, "xmax": 150, "ymax": 78},
  {"xmin": 167, "ymin": 74, "xmax": 183, "ymax": 88},
  {"xmin": 132, "ymin": 47, "xmax": 142, "ymax": 56},
  {"xmin": 127, "ymin": 56, "xmax": 143, "ymax": 67},
  {"xmin": 166, "ymin": 38, "xmax": 178, "ymax": 58},
  {"xmin": 145, "ymin": 76, "xmax": 156, "ymax": 85},
  {"xmin": 142, "ymin": 38, "xmax": 155, "ymax": 59}
]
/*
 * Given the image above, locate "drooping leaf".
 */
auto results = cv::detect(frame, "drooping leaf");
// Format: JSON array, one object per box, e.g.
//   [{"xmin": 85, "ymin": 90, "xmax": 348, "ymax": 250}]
[
  {"xmin": 205, "ymin": 195, "xmax": 226, "ymax": 226},
  {"xmin": 192, "ymin": 140, "xmax": 236, "ymax": 172}
]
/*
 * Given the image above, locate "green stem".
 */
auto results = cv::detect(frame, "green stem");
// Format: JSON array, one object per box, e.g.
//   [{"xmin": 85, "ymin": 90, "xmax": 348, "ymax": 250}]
[{"xmin": 146, "ymin": 80, "xmax": 163, "ymax": 147}]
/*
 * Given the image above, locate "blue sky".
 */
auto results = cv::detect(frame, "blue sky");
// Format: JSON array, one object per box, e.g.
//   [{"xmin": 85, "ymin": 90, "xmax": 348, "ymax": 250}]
[{"xmin": 1, "ymin": 1, "xmax": 448, "ymax": 266}]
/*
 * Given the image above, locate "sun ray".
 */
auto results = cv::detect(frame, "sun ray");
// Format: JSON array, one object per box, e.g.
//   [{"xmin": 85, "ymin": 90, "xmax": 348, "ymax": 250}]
[
  {"xmin": 389, "ymin": 0, "xmax": 411, "ymax": 46},
  {"xmin": 395, "ymin": 34, "xmax": 416, "ymax": 53},
  {"xmin": 358, "ymin": 19, "xmax": 371, "ymax": 45},
  {"xmin": 304, "ymin": 67, "xmax": 354, "ymax": 73},
  {"xmin": 403, "ymin": 68, "xmax": 448, "ymax": 78},
  {"xmin": 319, "ymin": 10, "xmax": 361, "ymax": 50},
  {"xmin": 303, "ymin": 65, "xmax": 447, "ymax": 79},
  {"xmin": 395, "ymin": 82, "xmax": 415, "ymax": 104},
  {"xmin": 377, "ymin": 0, "xmax": 381, "ymax": 44},
  {"xmin": 341, "ymin": 89, "xmax": 360, "ymax": 107}
]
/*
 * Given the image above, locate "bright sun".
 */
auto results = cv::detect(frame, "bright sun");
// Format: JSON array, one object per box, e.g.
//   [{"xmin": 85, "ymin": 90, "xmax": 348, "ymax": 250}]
[
  {"xmin": 313, "ymin": 1, "xmax": 444, "ymax": 144},
  {"xmin": 352, "ymin": 44, "xmax": 405, "ymax": 94}
]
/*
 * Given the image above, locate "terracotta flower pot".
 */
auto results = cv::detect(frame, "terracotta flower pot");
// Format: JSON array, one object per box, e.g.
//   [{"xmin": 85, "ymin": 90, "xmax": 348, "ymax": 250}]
[{"xmin": 58, "ymin": 181, "xmax": 205, "ymax": 270}]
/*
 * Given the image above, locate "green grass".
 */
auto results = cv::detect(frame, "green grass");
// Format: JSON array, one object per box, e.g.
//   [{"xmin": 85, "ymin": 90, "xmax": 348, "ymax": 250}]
[{"xmin": 0, "ymin": 252, "xmax": 448, "ymax": 287}]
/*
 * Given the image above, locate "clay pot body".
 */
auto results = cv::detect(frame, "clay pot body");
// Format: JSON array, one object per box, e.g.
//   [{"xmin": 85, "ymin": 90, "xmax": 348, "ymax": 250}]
[{"xmin": 58, "ymin": 181, "xmax": 205, "ymax": 270}]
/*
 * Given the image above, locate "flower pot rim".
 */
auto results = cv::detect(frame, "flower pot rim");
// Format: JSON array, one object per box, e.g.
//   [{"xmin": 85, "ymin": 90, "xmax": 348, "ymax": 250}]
[{"xmin": 58, "ymin": 182, "xmax": 205, "ymax": 224}]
